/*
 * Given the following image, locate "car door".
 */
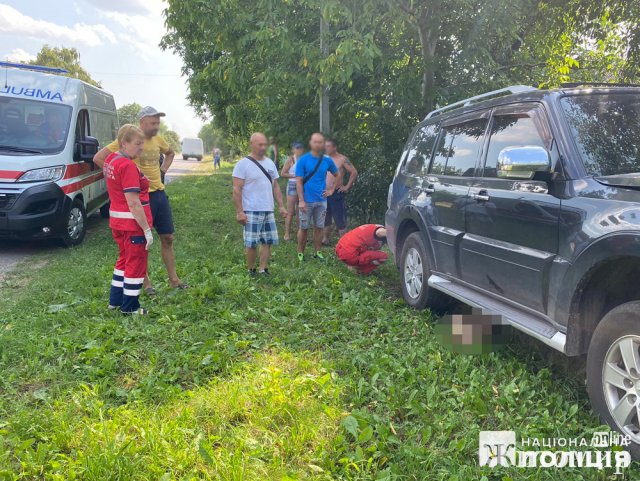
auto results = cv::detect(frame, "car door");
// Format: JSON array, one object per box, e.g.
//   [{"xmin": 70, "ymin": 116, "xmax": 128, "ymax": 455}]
[
  {"xmin": 426, "ymin": 112, "xmax": 489, "ymax": 278},
  {"xmin": 74, "ymin": 108, "xmax": 98, "ymax": 203},
  {"xmin": 462, "ymin": 103, "xmax": 560, "ymax": 313}
]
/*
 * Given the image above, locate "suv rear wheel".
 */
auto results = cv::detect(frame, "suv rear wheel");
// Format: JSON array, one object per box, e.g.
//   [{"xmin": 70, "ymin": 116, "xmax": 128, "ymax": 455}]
[
  {"xmin": 587, "ymin": 301, "xmax": 640, "ymax": 459},
  {"xmin": 399, "ymin": 232, "xmax": 447, "ymax": 310}
]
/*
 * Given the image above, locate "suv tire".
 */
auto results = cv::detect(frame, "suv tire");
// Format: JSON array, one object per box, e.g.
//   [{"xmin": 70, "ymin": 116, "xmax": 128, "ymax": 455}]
[
  {"xmin": 399, "ymin": 232, "xmax": 447, "ymax": 310},
  {"xmin": 60, "ymin": 198, "xmax": 87, "ymax": 247},
  {"xmin": 587, "ymin": 301, "xmax": 640, "ymax": 459}
]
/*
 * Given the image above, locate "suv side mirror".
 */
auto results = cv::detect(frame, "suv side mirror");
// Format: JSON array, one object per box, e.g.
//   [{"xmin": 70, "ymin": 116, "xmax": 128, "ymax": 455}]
[
  {"xmin": 497, "ymin": 146, "xmax": 551, "ymax": 180},
  {"xmin": 74, "ymin": 136, "xmax": 99, "ymax": 163}
]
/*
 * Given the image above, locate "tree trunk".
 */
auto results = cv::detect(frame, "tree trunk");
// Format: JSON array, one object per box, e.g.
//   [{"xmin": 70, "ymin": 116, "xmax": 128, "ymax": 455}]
[{"xmin": 417, "ymin": 20, "xmax": 436, "ymax": 112}]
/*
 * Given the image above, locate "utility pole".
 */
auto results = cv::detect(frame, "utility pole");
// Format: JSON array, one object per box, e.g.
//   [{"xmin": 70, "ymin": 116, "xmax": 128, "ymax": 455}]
[{"xmin": 319, "ymin": 13, "xmax": 330, "ymax": 134}]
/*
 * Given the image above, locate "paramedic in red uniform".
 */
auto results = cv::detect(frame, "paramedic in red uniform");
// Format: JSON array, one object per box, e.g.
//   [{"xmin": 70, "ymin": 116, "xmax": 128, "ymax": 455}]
[
  {"xmin": 335, "ymin": 224, "xmax": 388, "ymax": 275},
  {"xmin": 104, "ymin": 124, "xmax": 154, "ymax": 315}
]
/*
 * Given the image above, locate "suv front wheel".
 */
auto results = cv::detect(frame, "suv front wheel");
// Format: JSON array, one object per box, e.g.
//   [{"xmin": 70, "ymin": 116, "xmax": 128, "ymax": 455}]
[
  {"xmin": 587, "ymin": 301, "xmax": 640, "ymax": 459},
  {"xmin": 399, "ymin": 232, "xmax": 447, "ymax": 310}
]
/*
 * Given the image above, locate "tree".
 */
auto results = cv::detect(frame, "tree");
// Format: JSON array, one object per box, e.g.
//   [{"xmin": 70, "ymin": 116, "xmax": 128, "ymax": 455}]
[
  {"xmin": 162, "ymin": 129, "xmax": 181, "ymax": 153},
  {"xmin": 162, "ymin": 0, "xmax": 640, "ymax": 222},
  {"xmin": 29, "ymin": 45, "xmax": 101, "ymax": 87},
  {"xmin": 116, "ymin": 103, "xmax": 142, "ymax": 128}
]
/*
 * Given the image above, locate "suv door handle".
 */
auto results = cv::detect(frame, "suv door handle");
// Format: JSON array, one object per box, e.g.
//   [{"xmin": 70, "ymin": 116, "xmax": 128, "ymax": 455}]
[{"xmin": 473, "ymin": 190, "xmax": 490, "ymax": 202}]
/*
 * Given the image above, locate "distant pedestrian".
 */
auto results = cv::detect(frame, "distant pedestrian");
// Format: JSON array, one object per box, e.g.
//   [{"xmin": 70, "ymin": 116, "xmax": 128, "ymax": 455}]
[
  {"xmin": 336, "ymin": 224, "xmax": 388, "ymax": 275},
  {"xmin": 213, "ymin": 147, "xmax": 221, "ymax": 169},
  {"xmin": 232, "ymin": 132, "xmax": 288, "ymax": 275},
  {"xmin": 280, "ymin": 141, "xmax": 304, "ymax": 241},
  {"xmin": 267, "ymin": 137, "xmax": 280, "ymax": 170},
  {"xmin": 323, "ymin": 138, "xmax": 358, "ymax": 245},
  {"xmin": 295, "ymin": 132, "xmax": 338, "ymax": 262},
  {"xmin": 103, "ymin": 124, "xmax": 154, "ymax": 314}
]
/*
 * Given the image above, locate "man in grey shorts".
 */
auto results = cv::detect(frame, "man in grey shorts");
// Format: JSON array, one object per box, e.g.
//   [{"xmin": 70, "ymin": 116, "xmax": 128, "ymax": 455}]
[{"xmin": 295, "ymin": 132, "xmax": 338, "ymax": 261}]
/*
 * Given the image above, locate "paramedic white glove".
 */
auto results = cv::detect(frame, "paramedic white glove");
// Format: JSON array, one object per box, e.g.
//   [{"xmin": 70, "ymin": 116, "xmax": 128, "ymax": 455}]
[{"xmin": 144, "ymin": 228, "xmax": 154, "ymax": 251}]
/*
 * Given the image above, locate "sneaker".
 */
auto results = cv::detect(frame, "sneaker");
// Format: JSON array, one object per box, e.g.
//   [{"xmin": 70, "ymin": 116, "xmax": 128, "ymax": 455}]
[
  {"xmin": 259, "ymin": 268, "xmax": 270, "ymax": 275},
  {"xmin": 122, "ymin": 308, "xmax": 148, "ymax": 316},
  {"xmin": 298, "ymin": 253, "xmax": 305, "ymax": 262},
  {"xmin": 249, "ymin": 268, "xmax": 257, "ymax": 277},
  {"xmin": 313, "ymin": 251, "xmax": 326, "ymax": 261}
]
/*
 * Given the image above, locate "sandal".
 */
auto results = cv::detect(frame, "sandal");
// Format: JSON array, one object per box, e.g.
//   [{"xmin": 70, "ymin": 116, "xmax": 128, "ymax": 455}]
[
  {"xmin": 145, "ymin": 287, "xmax": 157, "ymax": 296},
  {"xmin": 172, "ymin": 282, "xmax": 190, "ymax": 290}
]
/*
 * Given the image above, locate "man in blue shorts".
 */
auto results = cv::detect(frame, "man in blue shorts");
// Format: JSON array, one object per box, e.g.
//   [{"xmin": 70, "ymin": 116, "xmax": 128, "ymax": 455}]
[
  {"xmin": 323, "ymin": 138, "xmax": 358, "ymax": 245},
  {"xmin": 232, "ymin": 132, "xmax": 288, "ymax": 275},
  {"xmin": 295, "ymin": 132, "xmax": 338, "ymax": 262}
]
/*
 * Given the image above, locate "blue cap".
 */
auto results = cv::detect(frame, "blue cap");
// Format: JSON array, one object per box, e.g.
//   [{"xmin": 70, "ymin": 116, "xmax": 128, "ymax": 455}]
[{"xmin": 292, "ymin": 141, "xmax": 303, "ymax": 149}]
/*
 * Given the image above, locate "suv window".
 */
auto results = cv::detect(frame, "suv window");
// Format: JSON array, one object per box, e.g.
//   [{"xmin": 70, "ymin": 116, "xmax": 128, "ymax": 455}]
[
  {"xmin": 430, "ymin": 118, "xmax": 487, "ymax": 177},
  {"xmin": 483, "ymin": 113, "xmax": 548, "ymax": 178},
  {"xmin": 403, "ymin": 123, "xmax": 439, "ymax": 176},
  {"xmin": 562, "ymin": 93, "xmax": 640, "ymax": 176}
]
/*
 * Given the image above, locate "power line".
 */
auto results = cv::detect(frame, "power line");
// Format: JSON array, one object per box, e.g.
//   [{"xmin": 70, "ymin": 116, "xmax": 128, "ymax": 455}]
[{"xmin": 93, "ymin": 72, "xmax": 183, "ymax": 77}]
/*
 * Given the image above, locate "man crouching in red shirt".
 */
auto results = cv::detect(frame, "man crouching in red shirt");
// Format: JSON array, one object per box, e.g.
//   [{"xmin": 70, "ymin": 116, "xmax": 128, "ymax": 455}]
[
  {"xmin": 335, "ymin": 224, "xmax": 388, "ymax": 275},
  {"xmin": 104, "ymin": 124, "xmax": 154, "ymax": 315}
]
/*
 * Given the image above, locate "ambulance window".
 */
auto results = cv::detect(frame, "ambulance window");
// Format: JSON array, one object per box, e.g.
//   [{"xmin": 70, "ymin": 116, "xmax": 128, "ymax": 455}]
[{"xmin": 75, "ymin": 109, "xmax": 90, "ymax": 141}]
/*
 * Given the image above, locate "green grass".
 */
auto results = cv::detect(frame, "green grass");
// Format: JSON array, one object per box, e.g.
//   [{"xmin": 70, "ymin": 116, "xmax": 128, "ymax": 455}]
[{"xmin": 0, "ymin": 167, "xmax": 636, "ymax": 480}]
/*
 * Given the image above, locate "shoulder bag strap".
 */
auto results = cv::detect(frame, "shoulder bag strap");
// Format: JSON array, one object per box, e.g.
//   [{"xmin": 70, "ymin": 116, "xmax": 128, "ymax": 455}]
[
  {"xmin": 303, "ymin": 152, "xmax": 325, "ymax": 185},
  {"xmin": 246, "ymin": 156, "xmax": 273, "ymax": 183}
]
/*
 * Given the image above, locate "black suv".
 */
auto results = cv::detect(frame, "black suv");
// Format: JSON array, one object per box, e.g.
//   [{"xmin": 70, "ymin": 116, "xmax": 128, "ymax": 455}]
[{"xmin": 385, "ymin": 84, "xmax": 640, "ymax": 455}]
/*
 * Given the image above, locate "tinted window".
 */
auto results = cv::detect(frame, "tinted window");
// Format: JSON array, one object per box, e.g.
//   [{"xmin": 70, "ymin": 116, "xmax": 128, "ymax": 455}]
[
  {"xmin": 430, "ymin": 118, "xmax": 487, "ymax": 176},
  {"xmin": 75, "ymin": 109, "xmax": 90, "ymax": 141},
  {"xmin": 90, "ymin": 111, "xmax": 118, "ymax": 148},
  {"xmin": 562, "ymin": 93, "xmax": 640, "ymax": 176},
  {"xmin": 403, "ymin": 123, "xmax": 438, "ymax": 176},
  {"xmin": 483, "ymin": 114, "xmax": 547, "ymax": 177}
]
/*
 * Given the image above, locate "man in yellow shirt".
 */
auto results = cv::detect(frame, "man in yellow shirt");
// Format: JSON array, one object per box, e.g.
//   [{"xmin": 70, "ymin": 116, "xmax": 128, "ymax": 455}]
[{"xmin": 93, "ymin": 106, "xmax": 188, "ymax": 293}]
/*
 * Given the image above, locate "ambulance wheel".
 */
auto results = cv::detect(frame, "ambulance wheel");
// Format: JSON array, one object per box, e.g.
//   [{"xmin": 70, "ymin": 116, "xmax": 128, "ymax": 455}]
[
  {"xmin": 99, "ymin": 202, "xmax": 110, "ymax": 219},
  {"xmin": 60, "ymin": 198, "xmax": 87, "ymax": 247}
]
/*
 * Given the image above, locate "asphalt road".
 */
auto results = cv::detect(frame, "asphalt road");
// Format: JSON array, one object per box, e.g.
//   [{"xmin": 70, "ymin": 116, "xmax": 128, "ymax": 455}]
[{"xmin": 0, "ymin": 154, "xmax": 211, "ymax": 280}]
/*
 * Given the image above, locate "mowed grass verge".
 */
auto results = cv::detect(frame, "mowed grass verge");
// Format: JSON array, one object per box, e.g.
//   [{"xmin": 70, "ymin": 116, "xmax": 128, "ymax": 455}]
[{"xmin": 0, "ymin": 166, "xmax": 636, "ymax": 480}]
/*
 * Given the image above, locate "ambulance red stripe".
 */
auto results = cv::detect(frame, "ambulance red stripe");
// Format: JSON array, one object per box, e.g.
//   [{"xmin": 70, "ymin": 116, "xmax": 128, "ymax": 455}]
[
  {"xmin": 0, "ymin": 170, "xmax": 24, "ymax": 180},
  {"xmin": 61, "ymin": 171, "xmax": 104, "ymax": 194},
  {"xmin": 63, "ymin": 163, "xmax": 97, "ymax": 179}
]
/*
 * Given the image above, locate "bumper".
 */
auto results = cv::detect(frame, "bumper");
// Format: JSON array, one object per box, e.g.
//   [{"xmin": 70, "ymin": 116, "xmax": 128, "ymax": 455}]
[
  {"xmin": 0, "ymin": 182, "xmax": 68, "ymax": 239},
  {"xmin": 384, "ymin": 209, "xmax": 398, "ymax": 263}
]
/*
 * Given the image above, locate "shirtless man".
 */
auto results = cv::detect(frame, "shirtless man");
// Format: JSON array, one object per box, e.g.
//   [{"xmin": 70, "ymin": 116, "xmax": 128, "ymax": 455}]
[{"xmin": 322, "ymin": 138, "xmax": 358, "ymax": 244}]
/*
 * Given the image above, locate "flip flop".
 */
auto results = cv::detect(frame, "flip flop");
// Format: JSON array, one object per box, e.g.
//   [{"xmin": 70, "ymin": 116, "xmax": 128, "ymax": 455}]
[
  {"xmin": 145, "ymin": 287, "xmax": 157, "ymax": 296},
  {"xmin": 173, "ymin": 283, "xmax": 190, "ymax": 290}
]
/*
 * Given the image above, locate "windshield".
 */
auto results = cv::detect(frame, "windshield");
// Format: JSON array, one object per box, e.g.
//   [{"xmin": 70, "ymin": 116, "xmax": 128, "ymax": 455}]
[
  {"xmin": 0, "ymin": 97, "xmax": 72, "ymax": 155},
  {"xmin": 561, "ymin": 92, "xmax": 640, "ymax": 177}
]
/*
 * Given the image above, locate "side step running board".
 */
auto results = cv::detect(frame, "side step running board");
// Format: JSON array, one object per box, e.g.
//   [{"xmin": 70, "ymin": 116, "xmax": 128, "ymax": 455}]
[{"xmin": 428, "ymin": 275, "xmax": 566, "ymax": 353}]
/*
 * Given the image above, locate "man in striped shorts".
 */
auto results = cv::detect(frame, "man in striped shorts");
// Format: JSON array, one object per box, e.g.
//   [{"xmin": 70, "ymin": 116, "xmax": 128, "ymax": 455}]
[{"xmin": 232, "ymin": 132, "xmax": 288, "ymax": 275}]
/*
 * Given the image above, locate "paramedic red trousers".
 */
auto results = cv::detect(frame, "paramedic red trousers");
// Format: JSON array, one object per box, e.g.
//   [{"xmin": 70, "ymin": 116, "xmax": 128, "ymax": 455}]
[
  {"xmin": 109, "ymin": 229, "xmax": 148, "ymax": 313},
  {"xmin": 335, "ymin": 244, "xmax": 388, "ymax": 275}
]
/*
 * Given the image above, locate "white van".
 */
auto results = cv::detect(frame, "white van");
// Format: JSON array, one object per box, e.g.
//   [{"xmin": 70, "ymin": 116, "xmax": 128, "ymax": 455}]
[
  {"xmin": 0, "ymin": 62, "xmax": 117, "ymax": 246},
  {"xmin": 182, "ymin": 137, "xmax": 204, "ymax": 161}
]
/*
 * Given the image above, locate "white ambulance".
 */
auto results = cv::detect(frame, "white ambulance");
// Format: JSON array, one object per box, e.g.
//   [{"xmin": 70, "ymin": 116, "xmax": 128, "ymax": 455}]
[{"xmin": 0, "ymin": 62, "xmax": 117, "ymax": 246}]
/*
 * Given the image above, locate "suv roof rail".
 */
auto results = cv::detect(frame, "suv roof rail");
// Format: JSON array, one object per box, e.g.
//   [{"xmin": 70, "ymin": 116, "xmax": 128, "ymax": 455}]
[
  {"xmin": 0, "ymin": 61, "xmax": 69, "ymax": 75},
  {"xmin": 424, "ymin": 85, "xmax": 537, "ymax": 120},
  {"xmin": 561, "ymin": 82, "xmax": 640, "ymax": 89}
]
